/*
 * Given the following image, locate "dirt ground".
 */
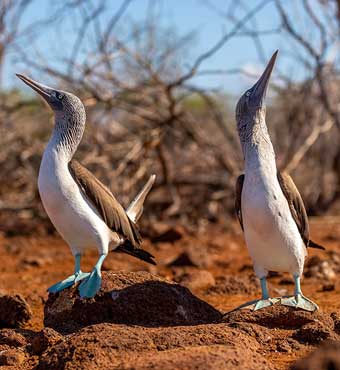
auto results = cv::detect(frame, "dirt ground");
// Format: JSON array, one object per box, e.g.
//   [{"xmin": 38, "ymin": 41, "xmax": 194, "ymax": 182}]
[{"xmin": 0, "ymin": 217, "xmax": 339, "ymax": 369}]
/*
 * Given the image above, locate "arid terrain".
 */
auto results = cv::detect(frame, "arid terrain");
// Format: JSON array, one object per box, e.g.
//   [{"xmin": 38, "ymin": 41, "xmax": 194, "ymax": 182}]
[{"xmin": 0, "ymin": 218, "xmax": 338, "ymax": 369}]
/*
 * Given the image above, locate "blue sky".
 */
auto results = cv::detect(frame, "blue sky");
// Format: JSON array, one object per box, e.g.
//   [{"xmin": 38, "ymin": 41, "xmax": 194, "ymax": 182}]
[{"xmin": 6, "ymin": 0, "xmax": 335, "ymax": 95}]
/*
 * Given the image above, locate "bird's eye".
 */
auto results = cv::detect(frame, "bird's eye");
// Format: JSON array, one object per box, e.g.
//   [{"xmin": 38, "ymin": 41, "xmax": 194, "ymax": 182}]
[
  {"xmin": 56, "ymin": 93, "xmax": 64, "ymax": 100},
  {"xmin": 245, "ymin": 90, "xmax": 251, "ymax": 97}
]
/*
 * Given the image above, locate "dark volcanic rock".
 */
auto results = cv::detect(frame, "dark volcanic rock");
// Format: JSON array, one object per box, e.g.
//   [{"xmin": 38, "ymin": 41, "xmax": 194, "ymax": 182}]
[
  {"xmin": 37, "ymin": 323, "xmax": 271, "ymax": 370},
  {"xmin": 0, "ymin": 294, "xmax": 32, "ymax": 328},
  {"xmin": 290, "ymin": 340, "xmax": 340, "ymax": 370},
  {"xmin": 44, "ymin": 271, "xmax": 222, "ymax": 333}
]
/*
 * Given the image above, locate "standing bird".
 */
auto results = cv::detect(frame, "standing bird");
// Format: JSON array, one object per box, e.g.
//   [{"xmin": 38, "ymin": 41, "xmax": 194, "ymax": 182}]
[
  {"xmin": 234, "ymin": 51, "xmax": 324, "ymax": 312},
  {"xmin": 17, "ymin": 74, "xmax": 156, "ymax": 298}
]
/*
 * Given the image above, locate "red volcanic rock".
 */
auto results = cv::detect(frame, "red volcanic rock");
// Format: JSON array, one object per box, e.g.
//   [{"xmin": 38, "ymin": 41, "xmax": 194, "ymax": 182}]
[
  {"xmin": 223, "ymin": 305, "xmax": 334, "ymax": 330},
  {"xmin": 37, "ymin": 323, "xmax": 271, "ymax": 370}
]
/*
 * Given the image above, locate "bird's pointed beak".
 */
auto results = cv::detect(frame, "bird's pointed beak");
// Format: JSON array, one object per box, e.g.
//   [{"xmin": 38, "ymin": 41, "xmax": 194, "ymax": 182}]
[
  {"xmin": 251, "ymin": 50, "xmax": 278, "ymax": 107},
  {"xmin": 16, "ymin": 74, "xmax": 53, "ymax": 102}
]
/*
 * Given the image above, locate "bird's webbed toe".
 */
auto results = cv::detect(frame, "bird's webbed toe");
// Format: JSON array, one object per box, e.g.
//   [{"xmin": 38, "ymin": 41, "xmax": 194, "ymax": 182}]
[
  {"xmin": 48, "ymin": 271, "xmax": 89, "ymax": 293},
  {"xmin": 280, "ymin": 294, "xmax": 318, "ymax": 312},
  {"xmin": 78, "ymin": 269, "xmax": 102, "ymax": 298}
]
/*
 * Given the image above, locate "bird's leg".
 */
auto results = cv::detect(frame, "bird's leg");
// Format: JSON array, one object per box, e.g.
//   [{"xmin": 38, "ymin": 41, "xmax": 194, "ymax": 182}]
[
  {"xmin": 280, "ymin": 275, "xmax": 318, "ymax": 312},
  {"xmin": 74, "ymin": 254, "xmax": 91, "ymax": 283},
  {"xmin": 260, "ymin": 277, "xmax": 269, "ymax": 299},
  {"xmin": 48, "ymin": 254, "xmax": 90, "ymax": 293},
  {"xmin": 225, "ymin": 277, "xmax": 279, "ymax": 314},
  {"xmin": 79, "ymin": 254, "xmax": 107, "ymax": 298},
  {"xmin": 253, "ymin": 277, "xmax": 278, "ymax": 311}
]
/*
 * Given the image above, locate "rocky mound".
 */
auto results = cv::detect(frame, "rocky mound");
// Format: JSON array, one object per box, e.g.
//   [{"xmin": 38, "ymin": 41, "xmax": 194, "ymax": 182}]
[
  {"xmin": 223, "ymin": 305, "xmax": 340, "ymax": 354},
  {"xmin": 224, "ymin": 305, "xmax": 334, "ymax": 330},
  {"xmin": 37, "ymin": 323, "xmax": 271, "ymax": 370},
  {"xmin": 44, "ymin": 271, "xmax": 222, "ymax": 333},
  {"xmin": 0, "ymin": 289, "xmax": 338, "ymax": 369}
]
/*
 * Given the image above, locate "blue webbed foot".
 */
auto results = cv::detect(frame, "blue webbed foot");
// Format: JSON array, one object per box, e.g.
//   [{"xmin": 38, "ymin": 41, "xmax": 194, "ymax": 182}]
[
  {"xmin": 280, "ymin": 294, "xmax": 318, "ymax": 312},
  {"xmin": 78, "ymin": 269, "xmax": 102, "ymax": 298},
  {"xmin": 48, "ymin": 271, "xmax": 90, "ymax": 293},
  {"xmin": 226, "ymin": 297, "xmax": 280, "ymax": 313},
  {"xmin": 254, "ymin": 298, "xmax": 279, "ymax": 311}
]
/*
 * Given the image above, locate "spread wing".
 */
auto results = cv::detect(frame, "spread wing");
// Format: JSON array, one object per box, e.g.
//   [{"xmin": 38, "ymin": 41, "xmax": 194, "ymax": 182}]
[
  {"xmin": 235, "ymin": 174, "xmax": 245, "ymax": 230},
  {"xmin": 69, "ymin": 160, "xmax": 142, "ymax": 248},
  {"xmin": 277, "ymin": 171, "xmax": 324, "ymax": 250}
]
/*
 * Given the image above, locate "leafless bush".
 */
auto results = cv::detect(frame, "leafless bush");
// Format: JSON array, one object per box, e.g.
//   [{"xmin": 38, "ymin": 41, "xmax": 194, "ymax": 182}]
[{"xmin": 0, "ymin": 0, "xmax": 339, "ymax": 235}]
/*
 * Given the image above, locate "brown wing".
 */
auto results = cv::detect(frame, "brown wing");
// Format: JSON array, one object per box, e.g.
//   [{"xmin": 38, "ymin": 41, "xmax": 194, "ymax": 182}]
[
  {"xmin": 277, "ymin": 171, "xmax": 324, "ymax": 250},
  {"xmin": 235, "ymin": 174, "xmax": 244, "ymax": 231},
  {"xmin": 69, "ymin": 160, "xmax": 142, "ymax": 248}
]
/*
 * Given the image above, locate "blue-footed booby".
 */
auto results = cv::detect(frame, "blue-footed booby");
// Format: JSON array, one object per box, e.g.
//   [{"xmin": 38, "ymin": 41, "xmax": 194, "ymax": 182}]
[
  {"xmin": 233, "ymin": 51, "xmax": 324, "ymax": 312},
  {"xmin": 16, "ymin": 74, "xmax": 156, "ymax": 298}
]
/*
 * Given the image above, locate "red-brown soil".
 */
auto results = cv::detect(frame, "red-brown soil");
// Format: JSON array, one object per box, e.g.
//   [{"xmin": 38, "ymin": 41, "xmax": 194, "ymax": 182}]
[{"xmin": 0, "ymin": 218, "xmax": 339, "ymax": 369}]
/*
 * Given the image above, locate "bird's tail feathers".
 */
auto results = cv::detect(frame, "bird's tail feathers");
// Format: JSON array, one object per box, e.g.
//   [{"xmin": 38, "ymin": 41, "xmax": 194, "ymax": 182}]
[
  {"xmin": 309, "ymin": 240, "xmax": 325, "ymax": 250},
  {"xmin": 113, "ymin": 239, "xmax": 156, "ymax": 265},
  {"xmin": 126, "ymin": 174, "xmax": 156, "ymax": 223}
]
